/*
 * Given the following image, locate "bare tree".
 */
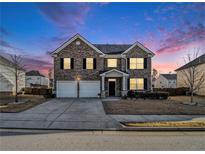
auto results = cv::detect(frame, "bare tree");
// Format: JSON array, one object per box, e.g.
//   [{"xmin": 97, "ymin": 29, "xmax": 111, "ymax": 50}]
[
  {"xmin": 180, "ymin": 50, "xmax": 205, "ymax": 103},
  {"xmin": 152, "ymin": 68, "xmax": 158, "ymax": 81},
  {"xmin": 0, "ymin": 54, "xmax": 26, "ymax": 102}
]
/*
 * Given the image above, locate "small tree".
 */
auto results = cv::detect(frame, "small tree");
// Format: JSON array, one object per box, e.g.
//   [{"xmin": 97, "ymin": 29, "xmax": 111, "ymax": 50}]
[
  {"xmin": 0, "ymin": 54, "xmax": 26, "ymax": 102},
  {"xmin": 180, "ymin": 50, "xmax": 205, "ymax": 103}
]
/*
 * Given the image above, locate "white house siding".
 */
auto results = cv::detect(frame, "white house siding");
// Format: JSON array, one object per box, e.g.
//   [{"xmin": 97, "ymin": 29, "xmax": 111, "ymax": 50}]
[
  {"xmin": 26, "ymin": 76, "xmax": 49, "ymax": 87},
  {"xmin": 154, "ymin": 75, "xmax": 176, "ymax": 88},
  {"xmin": 177, "ymin": 63, "xmax": 205, "ymax": 96},
  {"xmin": 0, "ymin": 63, "xmax": 25, "ymax": 93}
]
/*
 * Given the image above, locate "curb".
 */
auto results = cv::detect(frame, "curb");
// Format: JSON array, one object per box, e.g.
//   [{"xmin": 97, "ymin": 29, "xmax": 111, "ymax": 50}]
[{"xmin": 1, "ymin": 126, "xmax": 205, "ymax": 131}]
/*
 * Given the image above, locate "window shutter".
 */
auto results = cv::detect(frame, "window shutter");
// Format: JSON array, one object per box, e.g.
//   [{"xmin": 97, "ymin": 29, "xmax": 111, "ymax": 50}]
[
  {"xmin": 71, "ymin": 58, "xmax": 74, "ymax": 69},
  {"xmin": 144, "ymin": 78, "xmax": 147, "ymax": 90},
  {"xmin": 83, "ymin": 58, "xmax": 86, "ymax": 69},
  {"xmin": 127, "ymin": 78, "xmax": 130, "ymax": 90},
  {"xmin": 127, "ymin": 58, "xmax": 130, "ymax": 69},
  {"xmin": 144, "ymin": 58, "xmax": 147, "ymax": 69},
  {"xmin": 60, "ymin": 58, "xmax": 64, "ymax": 69},
  {"xmin": 93, "ymin": 58, "xmax": 96, "ymax": 69}
]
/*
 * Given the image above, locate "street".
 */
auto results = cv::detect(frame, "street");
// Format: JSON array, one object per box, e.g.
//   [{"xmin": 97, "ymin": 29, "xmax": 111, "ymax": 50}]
[{"xmin": 0, "ymin": 129, "xmax": 205, "ymax": 150}]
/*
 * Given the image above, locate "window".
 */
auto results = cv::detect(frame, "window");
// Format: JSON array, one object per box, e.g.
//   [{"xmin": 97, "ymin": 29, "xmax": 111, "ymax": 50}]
[
  {"xmin": 130, "ymin": 78, "xmax": 144, "ymax": 90},
  {"xmin": 130, "ymin": 58, "xmax": 144, "ymax": 69},
  {"xmin": 64, "ymin": 58, "xmax": 71, "ymax": 69},
  {"xmin": 107, "ymin": 59, "xmax": 117, "ymax": 67},
  {"xmin": 130, "ymin": 78, "xmax": 137, "ymax": 90},
  {"xmin": 86, "ymin": 58, "xmax": 93, "ymax": 69},
  {"xmin": 136, "ymin": 78, "xmax": 144, "ymax": 90}
]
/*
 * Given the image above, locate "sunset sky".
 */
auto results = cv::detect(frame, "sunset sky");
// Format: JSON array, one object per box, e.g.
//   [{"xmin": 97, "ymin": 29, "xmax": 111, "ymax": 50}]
[{"xmin": 0, "ymin": 2, "xmax": 205, "ymax": 76}]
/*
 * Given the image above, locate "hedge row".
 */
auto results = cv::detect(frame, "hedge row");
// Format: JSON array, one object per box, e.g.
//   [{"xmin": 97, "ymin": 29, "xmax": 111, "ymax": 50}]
[
  {"xmin": 126, "ymin": 90, "xmax": 169, "ymax": 100},
  {"xmin": 153, "ymin": 87, "xmax": 189, "ymax": 96},
  {"xmin": 23, "ymin": 88, "xmax": 52, "ymax": 95}
]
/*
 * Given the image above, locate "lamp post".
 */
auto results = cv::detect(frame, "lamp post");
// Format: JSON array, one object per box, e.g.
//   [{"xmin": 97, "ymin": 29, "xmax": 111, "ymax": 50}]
[{"xmin": 77, "ymin": 76, "xmax": 80, "ymax": 98}]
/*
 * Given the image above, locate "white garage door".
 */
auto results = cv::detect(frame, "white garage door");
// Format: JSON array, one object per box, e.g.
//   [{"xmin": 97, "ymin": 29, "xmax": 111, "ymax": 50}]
[
  {"xmin": 79, "ymin": 81, "xmax": 100, "ymax": 97},
  {"xmin": 56, "ymin": 81, "xmax": 77, "ymax": 98}
]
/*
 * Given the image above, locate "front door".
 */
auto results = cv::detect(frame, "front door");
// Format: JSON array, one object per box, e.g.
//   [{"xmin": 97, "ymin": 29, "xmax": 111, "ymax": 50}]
[{"xmin": 109, "ymin": 81, "xmax": 115, "ymax": 96}]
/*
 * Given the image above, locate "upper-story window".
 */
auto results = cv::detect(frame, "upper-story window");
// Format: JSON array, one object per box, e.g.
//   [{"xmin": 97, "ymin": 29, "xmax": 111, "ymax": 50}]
[
  {"xmin": 60, "ymin": 58, "xmax": 73, "ymax": 69},
  {"xmin": 107, "ymin": 59, "xmax": 117, "ymax": 68},
  {"xmin": 64, "ymin": 58, "xmax": 71, "ymax": 69},
  {"xmin": 83, "ymin": 58, "xmax": 96, "ymax": 70},
  {"xmin": 130, "ymin": 58, "xmax": 144, "ymax": 69},
  {"xmin": 86, "ymin": 58, "xmax": 93, "ymax": 69}
]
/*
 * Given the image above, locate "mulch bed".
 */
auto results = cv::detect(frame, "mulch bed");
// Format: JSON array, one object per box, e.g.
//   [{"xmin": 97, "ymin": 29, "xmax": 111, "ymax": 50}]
[
  {"xmin": 122, "ymin": 121, "xmax": 205, "ymax": 128},
  {"xmin": 102, "ymin": 99, "xmax": 205, "ymax": 115}
]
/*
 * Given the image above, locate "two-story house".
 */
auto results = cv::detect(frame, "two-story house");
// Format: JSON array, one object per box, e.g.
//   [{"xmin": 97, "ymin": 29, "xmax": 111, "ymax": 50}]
[
  {"xmin": 154, "ymin": 74, "xmax": 177, "ymax": 88},
  {"xmin": 51, "ymin": 34, "xmax": 155, "ymax": 98}
]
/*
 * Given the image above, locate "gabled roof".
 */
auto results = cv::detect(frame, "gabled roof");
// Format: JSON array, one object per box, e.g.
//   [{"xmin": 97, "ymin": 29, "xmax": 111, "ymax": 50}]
[
  {"xmin": 26, "ymin": 70, "xmax": 45, "ymax": 77},
  {"xmin": 121, "ymin": 41, "xmax": 155, "ymax": 56},
  {"xmin": 175, "ymin": 54, "xmax": 205, "ymax": 71},
  {"xmin": 161, "ymin": 74, "xmax": 177, "ymax": 80},
  {"xmin": 50, "ymin": 34, "xmax": 155, "ymax": 56},
  {"xmin": 94, "ymin": 44, "xmax": 131, "ymax": 54},
  {"xmin": 100, "ymin": 69, "xmax": 129, "ymax": 76},
  {"xmin": 51, "ymin": 34, "xmax": 105, "ymax": 55},
  {"xmin": 0, "ymin": 55, "xmax": 14, "ymax": 67}
]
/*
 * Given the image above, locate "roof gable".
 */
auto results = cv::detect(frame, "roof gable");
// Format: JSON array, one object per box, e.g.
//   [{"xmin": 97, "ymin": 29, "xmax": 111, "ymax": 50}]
[
  {"xmin": 161, "ymin": 74, "xmax": 177, "ymax": 80},
  {"xmin": 100, "ymin": 69, "xmax": 129, "ymax": 76},
  {"xmin": 51, "ymin": 34, "xmax": 105, "ymax": 55},
  {"xmin": 121, "ymin": 42, "xmax": 155, "ymax": 56},
  {"xmin": 175, "ymin": 54, "xmax": 205, "ymax": 71}
]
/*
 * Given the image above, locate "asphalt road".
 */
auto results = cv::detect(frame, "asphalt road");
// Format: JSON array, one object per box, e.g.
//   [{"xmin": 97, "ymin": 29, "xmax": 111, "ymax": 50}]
[{"xmin": 0, "ymin": 129, "xmax": 205, "ymax": 150}]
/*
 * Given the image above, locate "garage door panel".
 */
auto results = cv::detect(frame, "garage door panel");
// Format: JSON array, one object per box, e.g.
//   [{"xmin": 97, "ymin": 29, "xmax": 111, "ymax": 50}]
[
  {"xmin": 57, "ymin": 81, "xmax": 77, "ymax": 98},
  {"xmin": 79, "ymin": 81, "xmax": 100, "ymax": 97}
]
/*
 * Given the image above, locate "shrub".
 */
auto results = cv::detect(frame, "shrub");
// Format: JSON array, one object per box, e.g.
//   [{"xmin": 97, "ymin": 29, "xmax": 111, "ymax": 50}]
[
  {"xmin": 153, "ymin": 87, "xmax": 189, "ymax": 96},
  {"xmin": 126, "ymin": 90, "xmax": 169, "ymax": 100}
]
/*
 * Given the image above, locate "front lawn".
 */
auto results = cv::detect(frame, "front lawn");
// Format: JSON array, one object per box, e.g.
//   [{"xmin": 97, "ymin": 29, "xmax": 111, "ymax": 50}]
[
  {"xmin": 0, "ymin": 95, "xmax": 50, "ymax": 113},
  {"xmin": 102, "ymin": 99, "xmax": 205, "ymax": 115}
]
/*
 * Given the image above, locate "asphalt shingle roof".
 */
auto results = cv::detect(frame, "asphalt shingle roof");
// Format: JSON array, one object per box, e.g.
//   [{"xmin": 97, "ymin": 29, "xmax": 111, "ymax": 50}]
[
  {"xmin": 93, "ymin": 44, "xmax": 132, "ymax": 54},
  {"xmin": 26, "ymin": 70, "xmax": 45, "ymax": 77},
  {"xmin": 175, "ymin": 54, "xmax": 205, "ymax": 71},
  {"xmin": 161, "ymin": 74, "xmax": 177, "ymax": 80}
]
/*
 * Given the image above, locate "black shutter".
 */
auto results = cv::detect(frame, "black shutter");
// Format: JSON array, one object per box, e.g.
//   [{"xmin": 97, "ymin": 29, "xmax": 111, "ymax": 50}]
[
  {"xmin": 93, "ymin": 58, "xmax": 96, "ymax": 69},
  {"xmin": 127, "ymin": 78, "xmax": 130, "ymax": 90},
  {"xmin": 144, "ymin": 58, "xmax": 147, "ymax": 69},
  {"xmin": 127, "ymin": 58, "xmax": 130, "ymax": 69},
  {"xmin": 83, "ymin": 58, "xmax": 86, "ymax": 69},
  {"xmin": 60, "ymin": 58, "xmax": 64, "ymax": 69},
  {"xmin": 71, "ymin": 58, "xmax": 74, "ymax": 69},
  {"xmin": 144, "ymin": 78, "xmax": 147, "ymax": 90}
]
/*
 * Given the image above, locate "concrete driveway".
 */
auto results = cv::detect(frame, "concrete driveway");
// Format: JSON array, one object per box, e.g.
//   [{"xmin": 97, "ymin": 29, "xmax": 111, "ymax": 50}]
[{"xmin": 0, "ymin": 99, "xmax": 120, "ymax": 130}]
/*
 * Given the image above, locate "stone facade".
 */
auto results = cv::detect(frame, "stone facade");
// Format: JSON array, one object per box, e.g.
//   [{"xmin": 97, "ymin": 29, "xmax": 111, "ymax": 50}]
[
  {"xmin": 53, "ymin": 36, "xmax": 153, "ymax": 96},
  {"xmin": 125, "ymin": 45, "xmax": 152, "ymax": 91},
  {"xmin": 54, "ymin": 38, "xmax": 104, "ymax": 89}
]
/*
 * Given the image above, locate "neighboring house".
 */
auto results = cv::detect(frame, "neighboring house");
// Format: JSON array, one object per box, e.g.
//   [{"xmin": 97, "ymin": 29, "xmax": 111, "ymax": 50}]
[
  {"xmin": 0, "ymin": 55, "xmax": 25, "ymax": 95},
  {"xmin": 51, "ymin": 34, "xmax": 155, "ymax": 98},
  {"xmin": 26, "ymin": 70, "xmax": 49, "ymax": 88},
  {"xmin": 154, "ymin": 74, "xmax": 177, "ymax": 88},
  {"xmin": 175, "ymin": 54, "xmax": 205, "ymax": 96}
]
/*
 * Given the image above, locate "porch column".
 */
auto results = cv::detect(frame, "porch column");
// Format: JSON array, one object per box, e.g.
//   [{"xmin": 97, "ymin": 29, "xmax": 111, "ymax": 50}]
[
  {"xmin": 102, "ymin": 75, "xmax": 105, "ymax": 91},
  {"xmin": 122, "ymin": 76, "xmax": 126, "ymax": 91}
]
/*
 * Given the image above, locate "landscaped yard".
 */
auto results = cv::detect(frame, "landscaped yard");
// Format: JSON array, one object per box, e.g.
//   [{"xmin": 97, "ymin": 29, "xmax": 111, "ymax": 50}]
[
  {"xmin": 102, "ymin": 97, "xmax": 205, "ymax": 115},
  {"xmin": 0, "ymin": 95, "xmax": 50, "ymax": 113}
]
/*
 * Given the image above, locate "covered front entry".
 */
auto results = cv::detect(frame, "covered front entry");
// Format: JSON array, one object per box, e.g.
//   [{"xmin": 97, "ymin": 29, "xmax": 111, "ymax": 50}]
[{"xmin": 100, "ymin": 69, "xmax": 129, "ymax": 97}]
